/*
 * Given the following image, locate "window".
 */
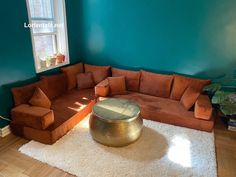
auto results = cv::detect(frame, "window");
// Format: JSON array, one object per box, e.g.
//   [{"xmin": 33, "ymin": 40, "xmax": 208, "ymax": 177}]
[{"xmin": 26, "ymin": 0, "xmax": 69, "ymax": 73}]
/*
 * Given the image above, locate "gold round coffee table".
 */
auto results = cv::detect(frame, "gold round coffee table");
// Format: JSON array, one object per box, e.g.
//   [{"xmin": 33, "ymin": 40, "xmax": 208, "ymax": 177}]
[{"xmin": 89, "ymin": 98, "xmax": 143, "ymax": 147}]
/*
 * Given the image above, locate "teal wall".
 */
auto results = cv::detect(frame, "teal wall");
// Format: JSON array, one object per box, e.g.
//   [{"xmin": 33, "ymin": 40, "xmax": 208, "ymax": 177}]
[
  {"xmin": 0, "ymin": 0, "xmax": 81, "ymax": 128},
  {"xmin": 1, "ymin": 0, "xmax": 236, "ymax": 127},
  {"xmin": 80, "ymin": 0, "xmax": 236, "ymax": 80}
]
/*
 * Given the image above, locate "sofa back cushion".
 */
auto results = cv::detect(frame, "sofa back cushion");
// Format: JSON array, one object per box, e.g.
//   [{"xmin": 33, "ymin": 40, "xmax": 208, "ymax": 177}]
[
  {"xmin": 170, "ymin": 74, "xmax": 211, "ymax": 100},
  {"xmin": 11, "ymin": 80, "xmax": 47, "ymax": 106},
  {"xmin": 40, "ymin": 73, "xmax": 67, "ymax": 100},
  {"xmin": 139, "ymin": 70, "xmax": 173, "ymax": 98},
  {"xmin": 112, "ymin": 68, "xmax": 141, "ymax": 92},
  {"xmin": 61, "ymin": 63, "xmax": 84, "ymax": 90},
  {"xmin": 84, "ymin": 64, "xmax": 111, "ymax": 84}
]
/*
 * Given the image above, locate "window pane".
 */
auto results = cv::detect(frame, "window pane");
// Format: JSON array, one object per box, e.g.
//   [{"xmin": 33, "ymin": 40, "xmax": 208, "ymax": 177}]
[
  {"xmin": 32, "ymin": 20, "xmax": 54, "ymax": 33},
  {"xmin": 28, "ymin": 0, "xmax": 53, "ymax": 19},
  {"xmin": 34, "ymin": 35, "xmax": 56, "ymax": 60}
]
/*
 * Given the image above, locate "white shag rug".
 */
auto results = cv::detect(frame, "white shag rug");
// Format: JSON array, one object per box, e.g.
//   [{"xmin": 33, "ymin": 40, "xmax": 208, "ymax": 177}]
[{"xmin": 19, "ymin": 115, "xmax": 217, "ymax": 177}]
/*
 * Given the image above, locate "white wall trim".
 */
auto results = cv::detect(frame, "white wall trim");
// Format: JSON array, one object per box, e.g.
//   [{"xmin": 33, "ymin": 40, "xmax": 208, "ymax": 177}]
[{"xmin": 0, "ymin": 125, "xmax": 11, "ymax": 138}]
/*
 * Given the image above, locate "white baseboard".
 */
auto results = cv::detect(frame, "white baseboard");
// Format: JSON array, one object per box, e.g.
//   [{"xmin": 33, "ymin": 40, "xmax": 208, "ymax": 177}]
[{"xmin": 0, "ymin": 125, "xmax": 11, "ymax": 137}]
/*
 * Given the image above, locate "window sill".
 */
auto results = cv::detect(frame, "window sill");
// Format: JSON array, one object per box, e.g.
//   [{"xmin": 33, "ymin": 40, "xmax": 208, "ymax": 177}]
[{"xmin": 36, "ymin": 60, "xmax": 70, "ymax": 73}]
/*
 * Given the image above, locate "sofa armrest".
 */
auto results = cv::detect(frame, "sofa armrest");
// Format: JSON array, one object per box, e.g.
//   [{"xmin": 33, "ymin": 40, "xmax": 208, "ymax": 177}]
[
  {"xmin": 95, "ymin": 79, "xmax": 110, "ymax": 97},
  {"xmin": 194, "ymin": 95, "xmax": 213, "ymax": 120},
  {"xmin": 11, "ymin": 104, "xmax": 54, "ymax": 130}
]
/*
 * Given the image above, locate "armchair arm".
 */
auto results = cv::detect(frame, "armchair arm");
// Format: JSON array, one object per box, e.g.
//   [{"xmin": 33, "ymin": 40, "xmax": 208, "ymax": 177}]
[
  {"xmin": 95, "ymin": 79, "xmax": 110, "ymax": 97},
  {"xmin": 11, "ymin": 104, "xmax": 54, "ymax": 130},
  {"xmin": 194, "ymin": 95, "xmax": 213, "ymax": 120}
]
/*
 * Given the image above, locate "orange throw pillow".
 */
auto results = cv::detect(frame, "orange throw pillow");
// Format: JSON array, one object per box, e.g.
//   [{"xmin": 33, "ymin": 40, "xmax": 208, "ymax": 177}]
[
  {"xmin": 29, "ymin": 87, "xmax": 51, "ymax": 109},
  {"xmin": 108, "ymin": 76, "xmax": 127, "ymax": 95},
  {"xmin": 84, "ymin": 64, "xmax": 110, "ymax": 84},
  {"xmin": 180, "ymin": 87, "xmax": 200, "ymax": 110},
  {"xmin": 77, "ymin": 72, "xmax": 95, "ymax": 89},
  {"xmin": 61, "ymin": 63, "xmax": 84, "ymax": 90}
]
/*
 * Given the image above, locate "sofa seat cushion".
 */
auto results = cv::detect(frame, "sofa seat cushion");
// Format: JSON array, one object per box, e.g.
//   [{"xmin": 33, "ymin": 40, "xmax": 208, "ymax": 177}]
[
  {"xmin": 84, "ymin": 64, "xmax": 111, "ymax": 84},
  {"xmin": 112, "ymin": 68, "xmax": 141, "ymax": 92},
  {"xmin": 140, "ymin": 70, "xmax": 173, "ymax": 98},
  {"xmin": 49, "ymin": 88, "xmax": 95, "ymax": 129},
  {"xmin": 170, "ymin": 74, "xmax": 211, "ymax": 100},
  {"xmin": 11, "ymin": 104, "xmax": 54, "ymax": 130},
  {"xmin": 61, "ymin": 63, "xmax": 84, "ymax": 90},
  {"xmin": 11, "ymin": 88, "xmax": 96, "ymax": 144},
  {"xmin": 112, "ymin": 92, "xmax": 214, "ymax": 132}
]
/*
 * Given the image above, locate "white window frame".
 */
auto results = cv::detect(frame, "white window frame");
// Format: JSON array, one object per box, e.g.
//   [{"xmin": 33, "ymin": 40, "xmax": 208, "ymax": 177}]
[{"xmin": 26, "ymin": 0, "xmax": 70, "ymax": 73}]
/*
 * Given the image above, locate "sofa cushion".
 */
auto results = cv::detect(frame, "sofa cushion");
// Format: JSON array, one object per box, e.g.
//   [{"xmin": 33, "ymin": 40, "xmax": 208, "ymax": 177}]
[
  {"xmin": 170, "ymin": 74, "xmax": 211, "ymax": 100},
  {"xmin": 29, "ymin": 87, "xmax": 51, "ymax": 109},
  {"xmin": 195, "ymin": 95, "xmax": 213, "ymax": 120},
  {"xmin": 11, "ymin": 104, "xmax": 54, "ymax": 130},
  {"xmin": 95, "ymin": 79, "xmax": 110, "ymax": 97},
  {"xmin": 50, "ymin": 88, "xmax": 95, "ymax": 127},
  {"xmin": 112, "ymin": 92, "xmax": 214, "ymax": 132},
  {"xmin": 180, "ymin": 87, "xmax": 200, "ymax": 110},
  {"xmin": 139, "ymin": 70, "xmax": 173, "ymax": 98},
  {"xmin": 84, "ymin": 64, "xmax": 110, "ymax": 84},
  {"xmin": 61, "ymin": 63, "xmax": 84, "ymax": 90},
  {"xmin": 108, "ymin": 76, "xmax": 127, "ymax": 95},
  {"xmin": 40, "ymin": 73, "xmax": 67, "ymax": 100},
  {"xmin": 77, "ymin": 72, "xmax": 95, "ymax": 89},
  {"xmin": 112, "ymin": 68, "xmax": 141, "ymax": 92},
  {"xmin": 11, "ymin": 80, "xmax": 47, "ymax": 106}
]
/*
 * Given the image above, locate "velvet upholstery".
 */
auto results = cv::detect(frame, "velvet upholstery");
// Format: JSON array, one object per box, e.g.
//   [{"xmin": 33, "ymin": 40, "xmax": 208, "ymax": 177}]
[
  {"xmin": 108, "ymin": 76, "xmax": 127, "ymax": 95},
  {"xmin": 11, "ymin": 104, "xmax": 54, "ymax": 130},
  {"xmin": 139, "ymin": 70, "xmax": 173, "ymax": 98},
  {"xmin": 29, "ymin": 87, "xmax": 51, "ymax": 109},
  {"xmin": 11, "ymin": 80, "xmax": 47, "ymax": 106},
  {"xmin": 170, "ymin": 74, "xmax": 211, "ymax": 100},
  {"xmin": 11, "ymin": 89, "xmax": 95, "ymax": 144},
  {"xmin": 95, "ymin": 79, "xmax": 110, "ymax": 97},
  {"xmin": 195, "ymin": 95, "xmax": 213, "ymax": 120},
  {"xmin": 61, "ymin": 63, "xmax": 84, "ymax": 90},
  {"xmin": 112, "ymin": 68, "xmax": 141, "ymax": 92},
  {"xmin": 112, "ymin": 92, "xmax": 214, "ymax": 132},
  {"xmin": 77, "ymin": 72, "xmax": 95, "ymax": 89},
  {"xmin": 40, "ymin": 73, "xmax": 67, "ymax": 100},
  {"xmin": 180, "ymin": 87, "xmax": 200, "ymax": 110},
  {"xmin": 84, "ymin": 64, "xmax": 111, "ymax": 84}
]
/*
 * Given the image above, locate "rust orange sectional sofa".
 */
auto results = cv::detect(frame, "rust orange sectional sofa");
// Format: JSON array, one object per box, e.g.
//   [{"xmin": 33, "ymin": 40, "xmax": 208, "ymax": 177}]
[
  {"xmin": 95, "ymin": 68, "xmax": 214, "ymax": 132},
  {"xmin": 10, "ymin": 63, "xmax": 214, "ymax": 145},
  {"xmin": 10, "ymin": 63, "xmax": 97, "ymax": 144}
]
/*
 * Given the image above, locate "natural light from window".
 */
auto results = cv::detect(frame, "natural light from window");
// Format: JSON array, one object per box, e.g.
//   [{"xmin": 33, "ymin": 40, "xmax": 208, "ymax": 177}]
[
  {"xmin": 167, "ymin": 135, "xmax": 192, "ymax": 167},
  {"xmin": 26, "ymin": 0, "xmax": 69, "ymax": 73}
]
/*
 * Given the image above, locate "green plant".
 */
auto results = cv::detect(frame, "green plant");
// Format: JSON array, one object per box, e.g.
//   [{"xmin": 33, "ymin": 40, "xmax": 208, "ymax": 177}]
[{"xmin": 204, "ymin": 83, "xmax": 236, "ymax": 116}]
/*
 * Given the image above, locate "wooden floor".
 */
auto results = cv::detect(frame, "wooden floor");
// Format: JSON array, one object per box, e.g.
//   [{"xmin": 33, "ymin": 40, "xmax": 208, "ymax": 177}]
[{"xmin": 0, "ymin": 117, "xmax": 236, "ymax": 177}]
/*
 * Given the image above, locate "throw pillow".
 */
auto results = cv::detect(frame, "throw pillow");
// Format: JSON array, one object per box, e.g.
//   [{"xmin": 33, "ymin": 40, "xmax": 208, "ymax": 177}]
[
  {"xmin": 108, "ymin": 76, "xmax": 127, "ymax": 95},
  {"xmin": 61, "ymin": 63, "xmax": 84, "ymax": 90},
  {"xmin": 84, "ymin": 64, "xmax": 110, "ymax": 84},
  {"xmin": 180, "ymin": 87, "xmax": 200, "ymax": 110},
  {"xmin": 112, "ymin": 68, "xmax": 141, "ymax": 92},
  {"xmin": 29, "ymin": 87, "xmax": 51, "ymax": 109},
  {"xmin": 77, "ymin": 72, "xmax": 95, "ymax": 89}
]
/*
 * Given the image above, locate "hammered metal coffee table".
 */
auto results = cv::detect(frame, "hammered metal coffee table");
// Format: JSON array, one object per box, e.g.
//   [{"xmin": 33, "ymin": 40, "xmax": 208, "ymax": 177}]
[{"xmin": 89, "ymin": 98, "xmax": 143, "ymax": 147}]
